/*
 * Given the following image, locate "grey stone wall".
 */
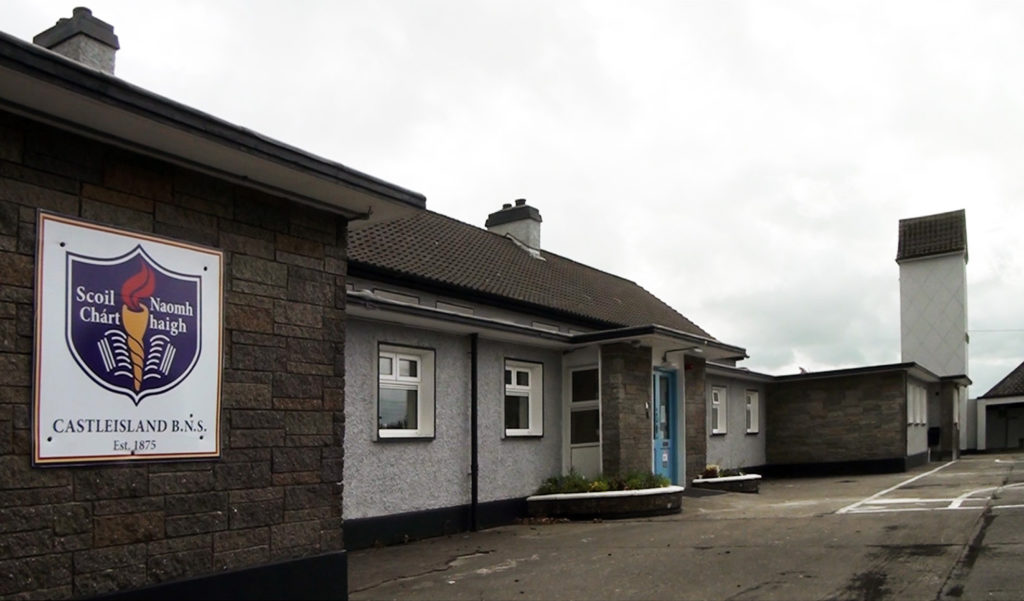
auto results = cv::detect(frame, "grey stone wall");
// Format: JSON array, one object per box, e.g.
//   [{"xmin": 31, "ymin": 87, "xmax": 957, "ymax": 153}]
[
  {"xmin": 0, "ymin": 111, "xmax": 347, "ymax": 598},
  {"xmin": 766, "ymin": 371, "xmax": 906, "ymax": 466},
  {"xmin": 683, "ymin": 358, "xmax": 707, "ymax": 482},
  {"xmin": 600, "ymin": 343, "xmax": 651, "ymax": 476}
]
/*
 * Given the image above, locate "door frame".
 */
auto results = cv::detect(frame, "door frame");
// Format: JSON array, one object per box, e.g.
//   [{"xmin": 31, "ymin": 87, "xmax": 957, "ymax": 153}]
[{"xmin": 652, "ymin": 369, "xmax": 677, "ymax": 484}]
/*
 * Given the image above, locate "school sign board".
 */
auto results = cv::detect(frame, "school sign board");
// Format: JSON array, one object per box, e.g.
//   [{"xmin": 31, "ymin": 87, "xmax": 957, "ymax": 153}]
[{"xmin": 33, "ymin": 213, "xmax": 223, "ymax": 464}]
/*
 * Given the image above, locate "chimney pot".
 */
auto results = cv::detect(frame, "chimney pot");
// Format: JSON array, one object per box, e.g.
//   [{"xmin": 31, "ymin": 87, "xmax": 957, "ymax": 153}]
[
  {"xmin": 502, "ymin": 203, "xmax": 512, "ymax": 210},
  {"xmin": 33, "ymin": 6, "xmax": 120, "ymax": 75},
  {"xmin": 515, "ymin": 198, "xmax": 526, "ymax": 206}
]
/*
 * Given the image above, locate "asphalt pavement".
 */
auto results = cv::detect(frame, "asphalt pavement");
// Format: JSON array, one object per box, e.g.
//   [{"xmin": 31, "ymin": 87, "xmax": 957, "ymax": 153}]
[{"xmin": 348, "ymin": 452, "xmax": 1024, "ymax": 600}]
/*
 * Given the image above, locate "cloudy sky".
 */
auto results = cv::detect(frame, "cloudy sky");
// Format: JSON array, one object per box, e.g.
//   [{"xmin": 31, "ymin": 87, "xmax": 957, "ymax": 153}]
[{"xmin": 6, "ymin": 1, "xmax": 1022, "ymax": 395}]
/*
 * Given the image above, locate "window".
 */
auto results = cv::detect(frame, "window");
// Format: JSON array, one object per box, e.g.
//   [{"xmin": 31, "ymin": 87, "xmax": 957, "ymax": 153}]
[
  {"xmin": 570, "ymin": 367, "xmax": 600, "ymax": 444},
  {"xmin": 745, "ymin": 390, "xmax": 759, "ymax": 434},
  {"xmin": 378, "ymin": 344, "xmax": 435, "ymax": 439},
  {"xmin": 908, "ymin": 383, "xmax": 926, "ymax": 426},
  {"xmin": 504, "ymin": 360, "xmax": 543, "ymax": 437},
  {"xmin": 711, "ymin": 386, "xmax": 727, "ymax": 434}
]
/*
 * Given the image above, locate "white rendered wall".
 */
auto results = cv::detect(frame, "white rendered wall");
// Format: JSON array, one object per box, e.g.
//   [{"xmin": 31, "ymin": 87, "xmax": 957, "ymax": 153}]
[
  {"xmin": 704, "ymin": 375, "xmax": 767, "ymax": 471},
  {"xmin": 344, "ymin": 319, "xmax": 565, "ymax": 519},
  {"xmin": 476, "ymin": 339, "xmax": 562, "ymax": 503},
  {"xmin": 899, "ymin": 253, "xmax": 968, "ymax": 377}
]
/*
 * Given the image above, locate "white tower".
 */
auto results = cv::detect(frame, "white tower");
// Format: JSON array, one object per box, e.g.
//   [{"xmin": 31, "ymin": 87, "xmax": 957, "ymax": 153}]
[{"xmin": 896, "ymin": 209, "xmax": 968, "ymax": 377}]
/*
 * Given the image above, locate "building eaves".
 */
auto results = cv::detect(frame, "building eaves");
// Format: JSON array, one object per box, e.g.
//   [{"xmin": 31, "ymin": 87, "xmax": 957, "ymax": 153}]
[
  {"xmin": 0, "ymin": 31, "xmax": 425, "ymax": 221},
  {"xmin": 772, "ymin": 362, "xmax": 944, "ymax": 384}
]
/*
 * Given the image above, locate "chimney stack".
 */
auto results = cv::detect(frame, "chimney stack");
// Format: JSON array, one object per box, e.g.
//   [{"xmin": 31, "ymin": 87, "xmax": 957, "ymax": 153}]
[
  {"xmin": 34, "ymin": 7, "xmax": 120, "ymax": 75},
  {"xmin": 485, "ymin": 199, "xmax": 542, "ymax": 249}
]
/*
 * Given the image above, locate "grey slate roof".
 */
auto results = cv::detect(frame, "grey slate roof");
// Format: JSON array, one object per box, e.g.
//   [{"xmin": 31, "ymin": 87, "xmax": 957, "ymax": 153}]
[
  {"xmin": 348, "ymin": 210, "xmax": 714, "ymax": 338},
  {"xmin": 980, "ymin": 360, "xmax": 1024, "ymax": 399},
  {"xmin": 896, "ymin": 209, "xmax": 967, "ymax": 262}
]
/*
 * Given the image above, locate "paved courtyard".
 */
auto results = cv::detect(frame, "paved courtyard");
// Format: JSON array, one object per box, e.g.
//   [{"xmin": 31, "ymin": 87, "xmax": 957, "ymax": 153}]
[{"xmin": 348, "ymin": 453, "xmax": 1024, "ymax": 600}]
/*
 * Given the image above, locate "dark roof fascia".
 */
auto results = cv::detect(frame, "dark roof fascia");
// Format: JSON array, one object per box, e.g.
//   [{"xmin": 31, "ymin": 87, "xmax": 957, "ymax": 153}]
[
  {"xmin": 347, "ymin": 261, "xmax": 622, "ymax": 331},
  {"xmin": 772, "ymin": 362, "xmax": 942, "ymax": 384},
  {"xmin": 347, "ymin": 290, "xmax": 573, "ymax": 344},
  {"xmin": 940, "ymin": 374, "xmax": 972, "ymax": 386},
  {"xmin": 706, "ymin": 361, "xmax": 775, "ymax": 383},
  {"xmin": 895, "ymin": 249, "xmax": 967, "ymax": 265},
  {"xmin": 568, "ymin": 324, "xmax": 747, "ymax": 359},
  {"xmin": 345, "ymin": 291, "xmax": 750, "ymax": 358},
  {"xmin": 0, "ymin": 32, "xmax": 425, "ymax": 212}
]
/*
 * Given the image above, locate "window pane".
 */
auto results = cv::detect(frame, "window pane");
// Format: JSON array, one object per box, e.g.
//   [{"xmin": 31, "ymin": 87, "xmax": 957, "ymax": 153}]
[
  {"xmin": 572, "ymin": 369, "xmax": 599, "ymax": 402},
  {"xmin": 379, "ymin": 356, "xmax": 393, "ymax": 377},
  {"xmin": 746, "ymin": 406, "xmax": 752, "ymax": 431},
  {"xmin": 504, "ymin": 369, "xmax": 512, "ymax": 385},
  {"xmin": 571, "ymin": 409, "xmax": 600, "ymax": 443},
  {"xmin": 711, "ymin": 406, "xmax": 719, "ymax": 431},
  {"xmin": 516, "ymin": 370, "xmax": 530, "ymax": 387},
  {"xmin": 399, "ymin": 358, "xmax": 418, "ymax": 378},
  {"xmin": 505, "ymin": 394, "xmax": 529, "ymax": 430},
  {"xmin": 379, "ymin": 387, "xmax": 418, "ymax": 429}
]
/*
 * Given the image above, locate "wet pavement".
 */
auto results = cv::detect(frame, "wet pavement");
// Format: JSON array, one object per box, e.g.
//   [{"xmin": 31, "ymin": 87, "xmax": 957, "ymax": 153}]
[{"xmin": 348, "ymin": 453, "xmax": 1024, "ymax": 600}]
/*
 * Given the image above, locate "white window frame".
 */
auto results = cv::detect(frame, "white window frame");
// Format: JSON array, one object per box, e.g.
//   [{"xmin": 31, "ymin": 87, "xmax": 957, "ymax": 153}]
[
  {"xmin": 377, "ymin": 344, "xmax": 435, "ymax": 439},
  {"xmin": 745, "ymin": 390, "xmax": 759, "ymax": 434},
  {"xmin": 504, "ymin": 359, "xmax": 543, "ymax": 437},
  {"xmin": 711, "ymin": 385, "xmax": 727, "ymax": 434},
  {"xmin": 908, "ymin": 383, "xmax": 926, "ymax": 426}
]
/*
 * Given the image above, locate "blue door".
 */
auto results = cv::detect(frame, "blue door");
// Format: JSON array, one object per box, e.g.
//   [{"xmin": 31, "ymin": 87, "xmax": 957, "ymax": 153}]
[{"xmin": 652, "ymin": 370, "xmax": 676, "ymax": 483}]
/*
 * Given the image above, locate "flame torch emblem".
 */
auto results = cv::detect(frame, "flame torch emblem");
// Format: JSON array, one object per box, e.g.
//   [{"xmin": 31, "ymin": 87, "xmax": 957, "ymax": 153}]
[
  {"xmin": 66, "ymin": 246, "xmax": 202, "ymax": 405},
  {"xmin": 120, "ymin": 261, "xmax": 156, "ymax": 391}
]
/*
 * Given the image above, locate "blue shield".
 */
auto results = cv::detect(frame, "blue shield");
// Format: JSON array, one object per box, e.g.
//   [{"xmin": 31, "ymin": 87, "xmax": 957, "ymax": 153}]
[{"xmin": 66, "ymin": 246, "xmax": 202, "ymax": 405}]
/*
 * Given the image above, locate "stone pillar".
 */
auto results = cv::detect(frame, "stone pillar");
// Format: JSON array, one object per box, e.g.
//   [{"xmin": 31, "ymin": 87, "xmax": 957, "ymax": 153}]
[
  {"xmin": 600, "ymin": 343, "xmax": 652, "ymax": 477},
  {"xmin": 684, "ymin": 357, "xmax": 707, "ymax": 482}
]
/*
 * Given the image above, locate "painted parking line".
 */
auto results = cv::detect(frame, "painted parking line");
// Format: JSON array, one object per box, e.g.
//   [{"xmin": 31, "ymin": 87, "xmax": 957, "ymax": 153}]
[
  {"xmin": 836, "ymin": 461, "xmax": 955, "ymax": 515},
  {"xmin": 838, "ymin": 463, "xmax": 1024, "ymax": 515}
]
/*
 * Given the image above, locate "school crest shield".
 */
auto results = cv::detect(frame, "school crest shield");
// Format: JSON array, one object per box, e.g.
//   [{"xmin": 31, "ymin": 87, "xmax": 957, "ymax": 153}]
[{"xmin": 66, "ymin": 246, "xmax": 202, "ymax": 406}]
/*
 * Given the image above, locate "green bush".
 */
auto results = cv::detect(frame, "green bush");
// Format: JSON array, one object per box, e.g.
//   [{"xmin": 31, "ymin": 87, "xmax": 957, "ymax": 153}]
[
  {"xmin": 701, "ymin": 464, "xmax": 721, "ymax": 479},
  {"xmin": 536, "ymin": 470, "xmax": 669, "ymax": 494}
]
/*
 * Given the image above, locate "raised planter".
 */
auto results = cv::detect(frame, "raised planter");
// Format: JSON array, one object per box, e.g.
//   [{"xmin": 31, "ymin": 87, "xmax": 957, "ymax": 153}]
[
  {"xmin": 691, "ymin": 473, "xmax": 761, "ymax": 493},
  {"xmin": 526, "ymin": 485, "xmax": 685, "ymax": 520}
]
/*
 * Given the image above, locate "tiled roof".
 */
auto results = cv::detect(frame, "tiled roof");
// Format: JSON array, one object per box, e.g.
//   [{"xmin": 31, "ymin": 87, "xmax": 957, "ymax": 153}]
[
  {"xmin": 896, "ymin": 209, "xmax": 967, "ymax": 262},
  {"xmin": 980, "ymin": 360, "xmax": 1024, "ymax": 399},
  {"xmin": 348, "ymin": 210, "xmax": 713, "ymax": 338}
]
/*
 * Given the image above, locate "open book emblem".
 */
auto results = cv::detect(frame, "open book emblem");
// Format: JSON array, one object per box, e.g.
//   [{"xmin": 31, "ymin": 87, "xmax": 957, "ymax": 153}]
[{"xmin": 65, "ymin": 246, "xmax": 202, "ymax": 406}]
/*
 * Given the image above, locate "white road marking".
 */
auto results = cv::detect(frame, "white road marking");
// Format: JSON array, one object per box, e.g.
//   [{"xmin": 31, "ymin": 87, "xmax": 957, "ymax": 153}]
[
  {"xmin": 863, "ymin": 498, "xmax": 956, "ymax": 504},
  {"xmin": 838, "ymin": 464, "xmax": 1024, "ymax": 515},
  {"xmin": 837, "ymin": 461, "xmax": 955, "ymax": 514}
]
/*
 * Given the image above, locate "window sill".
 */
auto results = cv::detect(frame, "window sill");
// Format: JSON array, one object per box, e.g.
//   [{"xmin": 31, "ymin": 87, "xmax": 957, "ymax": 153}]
[
  {"xmin": 745, "ymin": 431, "xmax": 760, "ymax": 436},
  {"xmin": 710, "ymin": 431, "xmax": 726, "ymax": 437},
  {"xmin": 377, "ymin": 432, "xmax": 434, "ymax": 441},
  {"xmin": 504, "ymin": 432, "xmax": 544, "ymax": 439}
]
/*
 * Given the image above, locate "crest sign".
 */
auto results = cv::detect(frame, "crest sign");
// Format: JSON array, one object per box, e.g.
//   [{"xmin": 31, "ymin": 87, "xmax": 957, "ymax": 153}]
[{"xmin": 34, "ymin": 214, "xmax": 223, "ymax": 465}]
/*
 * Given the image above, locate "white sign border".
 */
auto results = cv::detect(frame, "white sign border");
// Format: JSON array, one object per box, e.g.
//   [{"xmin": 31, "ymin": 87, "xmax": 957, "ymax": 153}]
[{"xmin": 33, "ymin": 212, "xmax": 224, "ymax": 465}]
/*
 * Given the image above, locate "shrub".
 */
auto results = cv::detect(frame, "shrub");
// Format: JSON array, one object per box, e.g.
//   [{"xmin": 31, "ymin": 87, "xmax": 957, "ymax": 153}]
[
  {"xmin": 536, "ymin": 470, "xmax": 669, "ymax": 494},
  {"xmin": 701, "ymin": 464, "xmax": 721, "ymax": 479}
]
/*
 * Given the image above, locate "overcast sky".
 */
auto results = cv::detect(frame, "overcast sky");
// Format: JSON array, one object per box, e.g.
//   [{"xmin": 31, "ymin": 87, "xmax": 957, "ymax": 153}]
[{"xmin": 6, "ymin": 1, "xmax": 1022, "ymax": 396}]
